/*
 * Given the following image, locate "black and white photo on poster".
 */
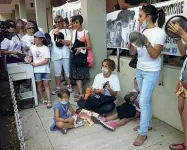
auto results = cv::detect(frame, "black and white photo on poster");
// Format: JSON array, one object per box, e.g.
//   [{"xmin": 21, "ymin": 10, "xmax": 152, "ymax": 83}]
[{"xmin": 107, "ymin": 7, "xmax": 140, "ymax": 49}]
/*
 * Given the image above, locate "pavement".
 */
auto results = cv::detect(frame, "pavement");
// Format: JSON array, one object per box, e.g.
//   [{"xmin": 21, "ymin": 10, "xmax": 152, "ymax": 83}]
[{"xmin": 19, "ymin": 67, "xmax": 184, "ymax": 150}]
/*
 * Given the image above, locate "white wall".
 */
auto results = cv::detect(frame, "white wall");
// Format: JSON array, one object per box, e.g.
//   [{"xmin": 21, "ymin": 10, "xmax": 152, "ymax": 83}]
[
  {"xmin": 109, "ymin": 56, "xmax": 183, "ymax": 131},
  {"xmin": 0, "ymin": 13, "xmax": 12, "ymax": 20}
]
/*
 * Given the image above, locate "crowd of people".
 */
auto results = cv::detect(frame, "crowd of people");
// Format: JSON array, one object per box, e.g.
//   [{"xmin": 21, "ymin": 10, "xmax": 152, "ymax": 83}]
[
  {"xmin": 0, "ymin": 15, "xmax": 92, "ymax": 109},
  {"xmin": 1, "ymin": 3, "xmax": 187, "ymax": 149}
]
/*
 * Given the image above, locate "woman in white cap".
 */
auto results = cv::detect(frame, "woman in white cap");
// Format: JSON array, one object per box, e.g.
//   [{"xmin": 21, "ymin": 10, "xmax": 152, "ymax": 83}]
[{"xmin": 28, "ymin": 31, "xmax": 52, "ymax": 109}]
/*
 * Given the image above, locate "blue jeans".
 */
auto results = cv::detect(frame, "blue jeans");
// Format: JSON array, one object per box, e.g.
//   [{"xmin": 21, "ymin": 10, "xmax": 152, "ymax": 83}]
[
  {"xmin": 35, "ymin": 73, "xmax": 51, "ymax": 82},
  {"xmin": 136, "ymin": 69, "xmax": 160, "ymax": 136}
]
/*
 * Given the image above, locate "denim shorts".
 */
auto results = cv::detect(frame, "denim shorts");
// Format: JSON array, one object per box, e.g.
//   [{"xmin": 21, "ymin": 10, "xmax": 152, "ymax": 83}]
[
  {"xmin": 34, "ymin": 73, "xmax": 51, "ymax": 82},
  {"xmin": 53, "ymin": 58, "xmax": 70, "ymax": 77}
]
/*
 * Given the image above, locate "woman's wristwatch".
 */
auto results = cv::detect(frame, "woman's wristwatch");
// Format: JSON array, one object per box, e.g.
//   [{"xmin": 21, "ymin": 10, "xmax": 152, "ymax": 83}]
[{"xmin": 145, "ymin": 42, "xmax": 151, "ymax": 48}]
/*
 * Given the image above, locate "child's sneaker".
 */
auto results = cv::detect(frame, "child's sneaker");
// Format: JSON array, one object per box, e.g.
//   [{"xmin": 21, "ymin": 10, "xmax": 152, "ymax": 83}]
[
  {"xmin": 100, "ymin": 121, "xmax": 118, "ymax": 131},
  {"xmin": 74, "ymin": 120, "xmax": 84, "ymax": 128},
  {"xmin": 98, "ymin": 116, "xmax": 107, "ymax": 122},
  {"xmin": 91, "ymin": 116, "xmax": 107, "ymax": 124},
  {"xmin": 72, "ymin": 114, "xmax": 78, "ymax": 122},
  {"xmin": 61, "ymin": 128, "xmax": 68, "ymax": 134}
]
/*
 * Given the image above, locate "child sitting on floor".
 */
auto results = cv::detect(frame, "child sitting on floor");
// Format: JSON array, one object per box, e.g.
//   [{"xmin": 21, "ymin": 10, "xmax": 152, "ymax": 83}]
[
  {"xmin": 92, "ymin": 78, "xmax": 140, "ymax": 131},
  {"xmin": 50, "ymin": 89, "xmax": 84, "ymax": 134}
]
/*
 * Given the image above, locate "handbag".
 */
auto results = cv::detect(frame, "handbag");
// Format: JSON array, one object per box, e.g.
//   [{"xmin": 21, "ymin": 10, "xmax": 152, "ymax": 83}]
[
  {"xmin": 84, "ymin": 30, "xmax": 94, "ymax": 68},
  {"xmin": 71, "ymin": 31, "xmax": 87, "ymax": 66},
  {"xmin": 129, "ymin": 53, "xmax": 138, "ymax": 69},
  {"xmin": 86, "ymin": 94, "xmax": 116, "ymax": 110}
]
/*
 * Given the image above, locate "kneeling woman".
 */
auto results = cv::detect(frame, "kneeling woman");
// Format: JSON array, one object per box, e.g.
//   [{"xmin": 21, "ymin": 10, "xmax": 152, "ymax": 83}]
[{"xmin": 78, "ymin": 59, "xmax": 120, "ymax": 115}]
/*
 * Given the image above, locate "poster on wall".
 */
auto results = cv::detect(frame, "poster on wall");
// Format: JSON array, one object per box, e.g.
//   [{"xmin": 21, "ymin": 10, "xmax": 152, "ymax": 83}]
[
  {"xmin": 52, "ymin": 0, "xmax": 81, "ymax": 21},
  {"xmin": 155, "ymin": 0, "xmax": 186, "ymax": 56},
  {"xmin": 107, "ymin": 7, "xmax": 140, "ymax": 49},
  {"xmin": 107, "ymin": 0, "xmax": 186, "ymax": 56}
]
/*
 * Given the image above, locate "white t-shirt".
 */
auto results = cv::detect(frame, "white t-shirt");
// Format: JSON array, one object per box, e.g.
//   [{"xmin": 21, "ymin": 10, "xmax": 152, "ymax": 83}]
[
  {"xmin": 30, "ymin": 45, "xmax": 50, "ymax": 73},
  {"xmin": 21, "ymin": 34, "xmax": 34, "ymax": 55},
  {"xmin": 72, "ymin": 29, "xmax": 89, "ymax": 45},
  {"xmin": 137, "ymin": 27, "xmax": 166, "ymax": 71},
  {"xmin": 92, "ymin": 73, "xmax": 121, "ymax": 95},
  {"xmin": 50, "ymin": 28, "xmax": 71, "ymax": 60},
  {"xmin": 1, "ymin": 35, "xmax": 22, "ymax": 57}
]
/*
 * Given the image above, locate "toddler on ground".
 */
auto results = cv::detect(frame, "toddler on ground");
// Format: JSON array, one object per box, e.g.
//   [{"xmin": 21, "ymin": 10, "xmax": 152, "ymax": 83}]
[{"xmin": 50, "ymin": 89, "xmax": 84, "ymax": 134}]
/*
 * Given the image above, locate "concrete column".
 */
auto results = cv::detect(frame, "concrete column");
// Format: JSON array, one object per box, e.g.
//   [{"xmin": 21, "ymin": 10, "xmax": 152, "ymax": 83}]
[
  {"xmin": 81, "ymin": 0, "xmax": 107, "ymax": 82},
  {"xmin": 12, "ymin": 10, "xmax": 16, "ymax": 21},
  {"xmin": 19, "ymin": 0, "xmax": 27, "ymax": 19},
  {"xmin": 15, "ymin": 4, "xmax": 20, "ymax": 20},
  {"xmin": 35, "ymin": 0, "xmax": 48, "ymax": 32}
]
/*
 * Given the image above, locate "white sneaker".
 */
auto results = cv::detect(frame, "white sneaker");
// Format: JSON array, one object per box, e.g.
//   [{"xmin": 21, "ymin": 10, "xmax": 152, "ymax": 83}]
[
  {"xmin": 72, "ymin": 114, "xmax": 78, "ymax": 122},
  {"xmin": 61, "ymin": 128, "xmax": 68, "ymax": 134},
  {"xmin": 74, "ymin": 120, "xmax": 84, "ymax": 128}
]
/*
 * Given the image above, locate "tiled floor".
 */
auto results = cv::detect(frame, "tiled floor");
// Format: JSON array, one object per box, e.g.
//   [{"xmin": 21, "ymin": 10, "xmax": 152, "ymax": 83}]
[{"xmin": 19, "ymin": 91, "xmax": 184, "ymax": 150}]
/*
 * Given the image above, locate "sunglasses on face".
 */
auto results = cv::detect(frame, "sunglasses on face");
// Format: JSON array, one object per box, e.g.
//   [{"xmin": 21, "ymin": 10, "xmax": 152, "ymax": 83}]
[{"xmin": 55, "ymin": 21, "xmax": 61, "ymax": 24}]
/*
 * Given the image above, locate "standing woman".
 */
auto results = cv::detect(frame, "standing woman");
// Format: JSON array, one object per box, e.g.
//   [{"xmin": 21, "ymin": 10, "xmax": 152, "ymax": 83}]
[
  {"xmin": 168, "ymin": 23, "xmax": 187, "ymax": 150},
  {"xmin": 129, "ymin": 5, "xmax": 166, "ymax": 146},
  {"xmin": 1, "ymin": 20, "xmax": 23, "ymax": 63},
  {"xmin": 71, "ymin": 15, "xmax": 91, "ymax": 101},
  {"xmin": 16, "ymin": 19, "xmax": 25, "ymax": 39}
]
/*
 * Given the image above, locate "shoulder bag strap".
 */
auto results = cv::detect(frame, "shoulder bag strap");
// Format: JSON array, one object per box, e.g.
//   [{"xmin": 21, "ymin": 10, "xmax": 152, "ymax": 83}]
[
  {"xmin": 75, "ymin": 30, "xmax": 78, "ymax": 40},
  {"xmin": 83, "ymin": 29, "xmax": 87, "ymax": 46},
  {"xmin": 16, "ymin": 34, "xmax": 21, "ymax": 41}
]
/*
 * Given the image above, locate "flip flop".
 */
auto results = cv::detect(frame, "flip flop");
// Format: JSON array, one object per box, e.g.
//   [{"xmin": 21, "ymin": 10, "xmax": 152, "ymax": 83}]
[
  {"xmin": 133, "ymin": 135, "xmax": 147, "ymax": 146},
  {"xmin": 47, "ymin": 101, "xmax": 52, "ymax": 109},
  {"xmin": 133, "ymin": 126, "xmax": 152, "ymax": 131},
  {"xmin": 40, "ymin": 98, "xmax": 48, "ymax": 105},
  {"xmin": 169, "ymin": 143, "xmax": 186, "ymax": 150}
]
